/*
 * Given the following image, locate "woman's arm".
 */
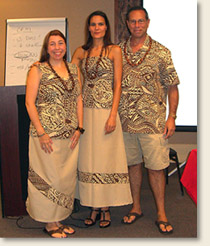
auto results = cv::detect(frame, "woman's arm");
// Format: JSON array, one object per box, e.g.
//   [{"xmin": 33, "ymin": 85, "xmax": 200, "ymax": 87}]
[
  {"xmin": 71, "ymin": 46, "xmax": 84, "ymax": 66},
  {"xmin": 70, "ymin": 66, "xmax": 84, "ymax": 149},
  {"xmin": 25, "ymin": 66, "xmax": 53, "ymax": 153},
  {"xmin": 105, "ymin": 45, "xmax": 123, "ymax": 134}
]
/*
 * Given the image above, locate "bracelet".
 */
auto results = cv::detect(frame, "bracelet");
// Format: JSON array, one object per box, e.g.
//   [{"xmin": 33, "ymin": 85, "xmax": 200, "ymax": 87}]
[
  {"xmin": 169, "ymin": 114, "xmax": 177, "ymax": 120},
  {"xmin": 76, "ymin": 126, "xmax": 85, "ymax": 134},
  {"xmin": 37, "ymin": 132, "xmax": 46, "ymax": 137}
]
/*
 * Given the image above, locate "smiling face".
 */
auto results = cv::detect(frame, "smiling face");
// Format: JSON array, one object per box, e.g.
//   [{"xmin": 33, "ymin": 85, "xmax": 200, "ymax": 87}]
[
  {"xmin": 47, "ymin": 35, "xmax": 66, "ymax": 61},
  {"xmin": 88, "ymin": 15, "xmax": 107, "ymax": 40},
  {"xmin": 127, "ymin": 10, "xmax": 150, "ymax": 40}
]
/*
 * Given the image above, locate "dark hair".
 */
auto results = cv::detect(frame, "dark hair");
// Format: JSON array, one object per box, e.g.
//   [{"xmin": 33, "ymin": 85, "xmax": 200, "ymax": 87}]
[
  {"xmin": 82, "ymin": 10, "xmax": 113, "ymax": 50},
  {"xmin": 126, "ymin": 6, "xmax": 149, "ymax": 21},
  {"xmin": 39, "ymin": 29, "xmax": 67, "ymax": 62}
]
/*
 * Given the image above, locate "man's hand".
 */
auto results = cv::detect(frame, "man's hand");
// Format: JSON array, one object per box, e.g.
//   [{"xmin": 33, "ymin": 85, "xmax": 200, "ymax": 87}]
[{"xmin": 163, "ymin": 116, "xmax": 176, "ymax": 139}]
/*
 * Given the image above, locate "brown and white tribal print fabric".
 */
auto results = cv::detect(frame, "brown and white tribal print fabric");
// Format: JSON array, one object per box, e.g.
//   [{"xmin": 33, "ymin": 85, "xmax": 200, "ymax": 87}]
[
  {"xmin": 81, "ymin": 57, "xmax": 114, "ymax": 109},
  {"xmin": 29, "ymin": 62, "xmax": 80, "ymax": 139},
  {"xmin": 77, "ymin": 170, "xmax": 130, "ymax": 184},
  {"xmin": 119, "ymin": 35, "xmax": 180, "ymax": 134},
  {"xmin": 28, "ymin": 166, "xmax": 74, "ymax": 210}
]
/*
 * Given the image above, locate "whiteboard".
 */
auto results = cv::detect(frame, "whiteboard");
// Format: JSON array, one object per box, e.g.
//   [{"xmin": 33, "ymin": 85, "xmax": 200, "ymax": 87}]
[{"xmin": 5, "ymin": 18, "xmax": 68, "ymax": 86}]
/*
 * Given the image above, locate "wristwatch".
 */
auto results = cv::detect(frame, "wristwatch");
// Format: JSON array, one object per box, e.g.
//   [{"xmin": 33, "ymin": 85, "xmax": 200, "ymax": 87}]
[{"xmin": 76, "ymin": 126, "xmax": 85, "ymax": 134}]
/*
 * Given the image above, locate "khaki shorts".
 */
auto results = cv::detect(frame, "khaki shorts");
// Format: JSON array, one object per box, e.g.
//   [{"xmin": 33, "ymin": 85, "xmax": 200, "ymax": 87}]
[{"xmin": 123, "ymin": 132, "xmax": 169, "ymax": 170}]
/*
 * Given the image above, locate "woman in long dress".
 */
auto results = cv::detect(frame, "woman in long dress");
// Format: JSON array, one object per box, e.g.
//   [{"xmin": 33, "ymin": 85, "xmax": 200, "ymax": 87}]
[
  {"xmin": 71, "ymin": 11, "xmax": 132, "ymax": 228},
  {"xmin": 25, "ymin": 30, "xmax": 83, "ymax": 237}
]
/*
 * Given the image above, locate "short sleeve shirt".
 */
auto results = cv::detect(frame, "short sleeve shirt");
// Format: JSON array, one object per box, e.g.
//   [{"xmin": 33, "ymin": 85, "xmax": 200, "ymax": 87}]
[
  {"xmin": 29, "ymin": 62, "xmax": 81, "ymax": 139},
  {"xmin": 118, "ymin": 35, "xmax": 180, "ymax": 134}
]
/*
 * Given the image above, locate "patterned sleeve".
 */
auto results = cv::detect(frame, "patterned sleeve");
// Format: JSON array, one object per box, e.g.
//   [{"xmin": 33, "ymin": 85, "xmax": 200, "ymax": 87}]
[{"xmin": 159, "ymin": 48, "xmax": 180, "ymax": 87}]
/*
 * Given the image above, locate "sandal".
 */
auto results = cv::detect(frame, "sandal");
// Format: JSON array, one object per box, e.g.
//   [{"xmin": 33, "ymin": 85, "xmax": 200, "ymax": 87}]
[
  {"xmin": 121, "ymin": 212, "xmax": 144, "ymax": 224},
  {"xmin": 84, "ymin": 208, "xmax": 100, "ymax": 226},
  {"xmin": 99, "ymin": 209, "xmax": 111, "ymax": 228},
  {"xmin": 43, "ymin": 227, "xmax": 67, "ymax": 238},
  {"xmin": 59, "ymin": 224, "xmax": 75, "ymax": 235},
  {"xmin": 155, "ymin": 220, "xmax": 173, "ymax": 234}
]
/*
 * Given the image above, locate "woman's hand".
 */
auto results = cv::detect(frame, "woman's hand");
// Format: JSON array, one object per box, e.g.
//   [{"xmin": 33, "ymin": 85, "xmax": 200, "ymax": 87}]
[
  {"xmin": 105, "ymin": 116, "xmax": 116, "ymax": 135},
  {"xmin": 39, "ymin": 133, "xmax": 53, "ymax": 154},
  {"xmin": 70, "ymin": 130, "xmax": 81, "ymax": 149}
]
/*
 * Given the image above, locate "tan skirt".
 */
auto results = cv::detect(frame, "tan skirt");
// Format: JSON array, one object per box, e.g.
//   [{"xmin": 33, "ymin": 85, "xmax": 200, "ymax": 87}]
[
  {"xmin": 77, "ymin": 108, "xmax": 132, "ymax": 207},
  {"xmin": 26, "ymin": 136, "xmax": 79, "ymax": 223}
]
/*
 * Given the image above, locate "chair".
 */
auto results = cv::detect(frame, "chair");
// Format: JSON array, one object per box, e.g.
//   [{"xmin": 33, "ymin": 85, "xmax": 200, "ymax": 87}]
[{"xmin": 165, "ymin": 148, "xmax": 184, "ymax": 196}]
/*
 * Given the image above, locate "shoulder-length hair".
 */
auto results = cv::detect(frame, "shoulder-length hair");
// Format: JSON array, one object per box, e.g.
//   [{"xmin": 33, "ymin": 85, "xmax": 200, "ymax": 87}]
[
  {"xmin": 39, "ymin": 29, "xmax": 67, "ymax": 62},
  {"xmin": 82, "ymin": 10, "xmax": 113, "ymax": 50}
]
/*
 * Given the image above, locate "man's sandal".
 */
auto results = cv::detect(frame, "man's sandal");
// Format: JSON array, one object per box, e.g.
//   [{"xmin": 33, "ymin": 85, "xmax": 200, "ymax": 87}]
[
  {"xmin": 121, "ymin": 212, "xmax": 144, "ymax": 224},
  {"xmin": 155, "ymin": 220, "xmax": 173, "ymax": 234}
]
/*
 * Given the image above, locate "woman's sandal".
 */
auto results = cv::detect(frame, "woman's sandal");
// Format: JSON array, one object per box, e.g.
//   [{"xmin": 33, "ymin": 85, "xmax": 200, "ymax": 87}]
[
  {"xmin": 99, "ymin": 209, "xmax": 111, "ymax": 228},
  {"xmin": 43, "ymin": 227, "xmax": 67, "ymax": 238},
  {"xmin": 59, "ymin": 224, "xmax": 75, "ymax": 235},
  {"xmin": 84, "ymin": 208, "xmax": 100, "ymax": 226}
]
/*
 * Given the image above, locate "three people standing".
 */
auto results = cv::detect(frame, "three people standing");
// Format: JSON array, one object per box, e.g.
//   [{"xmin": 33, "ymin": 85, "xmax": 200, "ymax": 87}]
[{"xmin": 25, "ymin": 5, "xmax": 179, "ymax": 236}]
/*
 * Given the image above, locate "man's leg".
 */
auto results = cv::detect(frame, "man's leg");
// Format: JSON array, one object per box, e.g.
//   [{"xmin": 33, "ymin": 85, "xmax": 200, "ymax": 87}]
[
  {"xmin": 123, "ymin": 163, "xmax": 143, "ymax": 223},
  {"xmin": 148, "ymin": 168, "xmax": 173, "ymax": 232}
]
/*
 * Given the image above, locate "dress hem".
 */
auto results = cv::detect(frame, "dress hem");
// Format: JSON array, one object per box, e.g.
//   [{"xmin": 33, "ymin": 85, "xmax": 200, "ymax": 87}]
[
  {"xmin": 79, "ymin": 201, "xmax": 133, "ymax": 208},
  {"xmin": 26, "ymin": 208, "xmax": 72, "ymax": 223}
]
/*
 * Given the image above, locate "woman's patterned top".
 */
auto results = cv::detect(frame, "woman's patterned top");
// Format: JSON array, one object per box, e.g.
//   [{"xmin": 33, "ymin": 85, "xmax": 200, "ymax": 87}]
[
  {"xmin": 29, "ymin": 62, "xmax": 81, "ymax": 139},
  {"xmin": 81, "ymin": 57, "xmax": 114, "ymax": 109}
]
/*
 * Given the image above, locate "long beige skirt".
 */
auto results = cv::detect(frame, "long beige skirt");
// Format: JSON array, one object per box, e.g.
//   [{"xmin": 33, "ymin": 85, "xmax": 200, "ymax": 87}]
[
  {"xmin": 26, "ymin": 136, "xmax": 79, "ymax": 223},
  {"xmin": 77, "ymin": 108, "xmax": 132, "ymax": 207}
]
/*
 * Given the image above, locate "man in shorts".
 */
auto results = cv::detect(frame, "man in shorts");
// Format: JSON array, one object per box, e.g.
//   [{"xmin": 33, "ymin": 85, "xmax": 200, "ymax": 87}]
[{"xmin": 118, "ymin": 6, "xmax": 179, "ymax": 234}]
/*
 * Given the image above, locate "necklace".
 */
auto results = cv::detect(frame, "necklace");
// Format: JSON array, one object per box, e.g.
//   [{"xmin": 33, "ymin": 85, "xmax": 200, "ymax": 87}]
[
  {"xmin": 85, "ymin": 46, "xmax": 104, "ymax": 80},
  {"xmin": 124, "ymin": 36, "xmax": 152, "ymax": 67},
  {"xmin": 47, "ymin": 60, "xmax": 75, "ymax": 92}
]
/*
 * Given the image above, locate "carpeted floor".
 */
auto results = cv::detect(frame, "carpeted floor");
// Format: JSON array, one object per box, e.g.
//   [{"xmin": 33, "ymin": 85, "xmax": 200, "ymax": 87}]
[{"xmin": 0, "ymin": 163, "xmax": 197, "ymax": 239}]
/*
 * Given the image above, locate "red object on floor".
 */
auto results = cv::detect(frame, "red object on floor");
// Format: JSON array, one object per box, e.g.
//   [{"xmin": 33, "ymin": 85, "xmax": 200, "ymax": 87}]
[{"xmin": 181, "ymin": 149, "xmax": 197, "ymax": 205}]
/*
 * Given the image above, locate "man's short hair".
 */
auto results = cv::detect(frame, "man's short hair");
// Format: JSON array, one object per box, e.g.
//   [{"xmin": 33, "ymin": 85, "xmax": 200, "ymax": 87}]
[{"xmin": 126, "ymin": 6, "xmax": 149, "ymax": 21}]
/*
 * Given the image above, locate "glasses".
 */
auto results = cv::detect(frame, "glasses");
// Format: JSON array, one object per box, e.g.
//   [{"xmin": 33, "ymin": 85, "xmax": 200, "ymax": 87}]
[{"xmin": 129, "ymin": 19, "xmax": 146, "ymax": 25}]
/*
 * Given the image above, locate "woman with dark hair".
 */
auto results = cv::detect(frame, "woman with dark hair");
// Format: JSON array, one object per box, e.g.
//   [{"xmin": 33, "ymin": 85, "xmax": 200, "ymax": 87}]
[
  {"xmin": 82, "ymin": 10, "xmax": 112, "ymax": 50},
  {"xmin": 72, "ymin": 11, "xmax": 132, "ymax": 228},
  {"xmin": 25, "ymin": 30, "xmax": 83, "ymax": 238}
]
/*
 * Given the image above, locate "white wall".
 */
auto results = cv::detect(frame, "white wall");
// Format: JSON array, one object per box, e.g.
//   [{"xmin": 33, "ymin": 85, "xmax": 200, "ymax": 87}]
[{"xmin": 144, "ymin": 0, "xmax": 197, "ymax": 127}]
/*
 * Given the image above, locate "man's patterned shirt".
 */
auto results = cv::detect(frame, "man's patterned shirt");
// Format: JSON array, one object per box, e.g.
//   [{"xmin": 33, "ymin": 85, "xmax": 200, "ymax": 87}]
[{"xmin": 119, "ymin": 35, "xmax": 180, "ymax": 134}]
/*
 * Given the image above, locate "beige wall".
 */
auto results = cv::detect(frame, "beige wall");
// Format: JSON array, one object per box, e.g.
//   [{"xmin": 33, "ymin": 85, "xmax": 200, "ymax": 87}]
[{"xmin": 0, "ymin": 0, "xmax": 114, "ymax": 86}]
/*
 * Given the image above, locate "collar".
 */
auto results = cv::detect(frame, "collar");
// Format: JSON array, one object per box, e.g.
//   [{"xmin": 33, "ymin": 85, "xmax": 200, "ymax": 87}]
[{"xmin": 127, "ymin": 34, "xmax": 151, "ymax": 53}]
